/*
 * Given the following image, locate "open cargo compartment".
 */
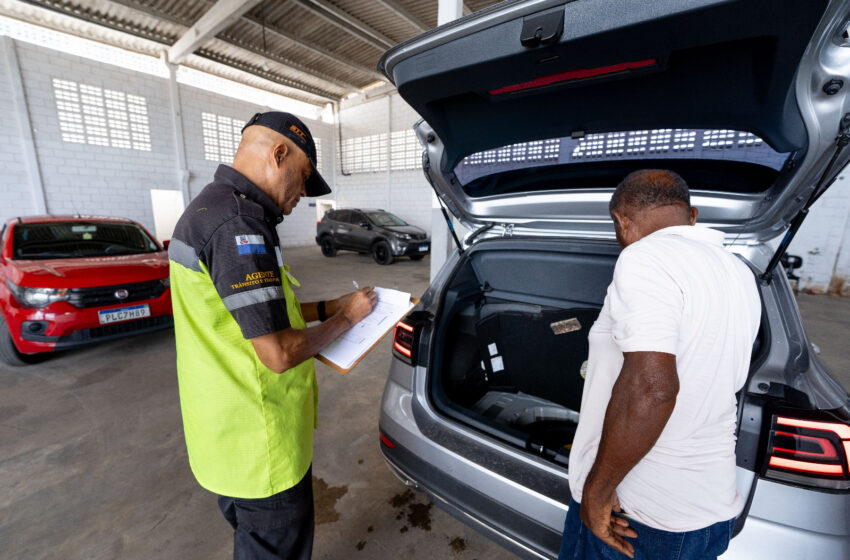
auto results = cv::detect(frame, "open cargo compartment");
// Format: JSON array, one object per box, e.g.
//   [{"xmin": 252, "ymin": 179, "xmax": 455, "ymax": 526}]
[
  {"xmin": 429, "ymin": 238, "xmax": 620, "ymax": 467},
  {"xmin": 428, "ymin": 238, "xmax": 768, "ymax": 469}
]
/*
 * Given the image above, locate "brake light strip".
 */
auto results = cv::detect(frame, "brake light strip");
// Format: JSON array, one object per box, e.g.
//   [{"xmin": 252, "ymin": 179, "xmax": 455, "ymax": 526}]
[{"xmin": 489, "ymin": 58, "xmax": 657, "ymax": 95}]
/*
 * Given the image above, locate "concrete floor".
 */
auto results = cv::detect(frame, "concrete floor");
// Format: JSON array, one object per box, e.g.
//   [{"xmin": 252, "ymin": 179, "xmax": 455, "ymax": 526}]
[{"xmin": 1, "ymin": 246, "xmax": 848, "ymax": 560}]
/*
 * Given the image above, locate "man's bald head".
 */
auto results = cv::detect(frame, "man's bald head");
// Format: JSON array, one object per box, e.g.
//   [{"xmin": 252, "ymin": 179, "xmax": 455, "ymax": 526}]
[
  {"xmin": 231, "ymin": 124, "xmax": 312, "ymax": 216},
  {"xmin": 609, "ymin": 169, "xmax": 698, "ymax": 249}
]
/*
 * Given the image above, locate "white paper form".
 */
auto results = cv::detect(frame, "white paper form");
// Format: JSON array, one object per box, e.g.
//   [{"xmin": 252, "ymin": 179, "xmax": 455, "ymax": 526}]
[{"xmin": 318, "ymin": 287, "xmax": 414, "ymax": 370}]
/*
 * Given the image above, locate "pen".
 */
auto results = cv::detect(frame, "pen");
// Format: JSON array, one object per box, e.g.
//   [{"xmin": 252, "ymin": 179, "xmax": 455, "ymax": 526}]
[{"xmin": 353, "ymin": 280, "xmax": 360, "ymax": 290}]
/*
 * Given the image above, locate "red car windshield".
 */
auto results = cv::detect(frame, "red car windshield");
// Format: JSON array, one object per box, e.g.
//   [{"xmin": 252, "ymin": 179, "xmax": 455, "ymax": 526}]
[{"xmin": 12, "ymin": 222, "xmax": 159, "ymax": 260}]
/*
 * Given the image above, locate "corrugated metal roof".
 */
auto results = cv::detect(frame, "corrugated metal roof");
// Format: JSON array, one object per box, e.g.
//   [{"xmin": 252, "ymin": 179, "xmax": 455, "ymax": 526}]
[{"xmin": 8, "ymin": 0, "xmax": 505, "ymax": 107}]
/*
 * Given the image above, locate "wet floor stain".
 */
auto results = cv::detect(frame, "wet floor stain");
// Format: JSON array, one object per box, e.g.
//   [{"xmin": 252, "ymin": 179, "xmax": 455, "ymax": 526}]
[
  {"xmin": 312, "ymin": 476, "xmax": 348, "ymax": 525},
  {"xmin": 389, "ymin": 488, "xmax": 434, "ymax": 532},
  {"xmin": 448, "ymin": 537, "xmax": 467, "ymax": 554},
  {"xmin": 407, "ymin": 502, "xmax": 433, "ymax": 531},
  {"xmin": 389, "ymin": 488, "xmax": 415, "ymax": 508},
  {"xmin": 355, "ymin": 540, "xmax": 366, "ymax": 551}
]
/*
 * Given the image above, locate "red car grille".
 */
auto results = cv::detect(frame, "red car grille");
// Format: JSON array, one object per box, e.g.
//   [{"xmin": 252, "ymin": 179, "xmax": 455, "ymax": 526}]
[{"xmin": 68, "ymin": 279, "xmax": 166, "ymax": 308}]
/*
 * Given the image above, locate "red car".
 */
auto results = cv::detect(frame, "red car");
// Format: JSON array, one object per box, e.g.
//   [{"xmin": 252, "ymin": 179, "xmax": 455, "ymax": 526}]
[{"xmin": 0, "ymin": 216, "xmax": 172, "ymax": 365}]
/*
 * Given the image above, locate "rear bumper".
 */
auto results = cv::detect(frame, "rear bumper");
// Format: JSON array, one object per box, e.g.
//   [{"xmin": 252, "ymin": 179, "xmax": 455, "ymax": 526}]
[
  {"xmin": 722, "ymin": 478, "xmax": 850, "ymax": 559},
  {"xmin": 379, "ymin": 376, "xmax": 565, "ymax": 558},
  {"xmin": 380, "ymin": 434, "xmax": 554, "ymax": 560}
]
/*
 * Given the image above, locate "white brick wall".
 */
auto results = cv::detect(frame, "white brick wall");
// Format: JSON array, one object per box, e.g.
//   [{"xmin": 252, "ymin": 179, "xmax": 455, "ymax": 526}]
[
  {"xmin": 0, "ymin": 39, "xmax": 42, "ymax": 221},
  {"xmin": 788, "ymin": 172, "xmax": 850, "ymax": 294},
  {"xmin": 12, "ymin": 42, "xmax": 174, "ymax": 232},
  {"xmin": 333, "ymin": 92, "xmax": 433, "ymax": 234}
]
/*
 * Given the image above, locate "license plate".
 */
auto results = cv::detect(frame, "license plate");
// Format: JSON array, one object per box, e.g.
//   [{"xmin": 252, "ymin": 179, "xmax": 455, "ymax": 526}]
[
  {"xmin": 98, "ymin": 304, "xmax": 150, "ymax": 325},
  {"xmin": 418, "ymin": 245, "xmax": 430, "ymax": 252}
]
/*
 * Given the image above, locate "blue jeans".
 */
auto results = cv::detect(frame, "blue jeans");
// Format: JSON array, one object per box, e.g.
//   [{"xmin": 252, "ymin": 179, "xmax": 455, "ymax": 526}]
[{"xmin": 559, "ymin": 498, "xmax": 734, "ymax": 560}]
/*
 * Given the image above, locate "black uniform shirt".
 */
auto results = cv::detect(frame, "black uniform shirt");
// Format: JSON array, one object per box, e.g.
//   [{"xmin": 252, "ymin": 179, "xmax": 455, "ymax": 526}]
[{"xmin": 171, "ymin": 164, "xmax": 290, "ymax": 339}]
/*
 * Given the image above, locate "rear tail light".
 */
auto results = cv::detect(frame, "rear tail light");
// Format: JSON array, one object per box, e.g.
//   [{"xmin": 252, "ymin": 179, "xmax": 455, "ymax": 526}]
[
  {"xmin": 393, "ymin": 321, "xmax": 415, "ymax": 362},
  {"xmin": 766, "ymin": 414, "xmax": 850, "ymax": 490},
  {"xmin": 391, "ymin": 310, "xmax": 430, "ymax": 365}
]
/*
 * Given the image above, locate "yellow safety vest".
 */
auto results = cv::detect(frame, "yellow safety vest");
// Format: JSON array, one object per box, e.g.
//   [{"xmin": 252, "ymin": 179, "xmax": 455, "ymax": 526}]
[{"xmin": 170, "ymin": 259, "xmax": 318, "ymax": 498}]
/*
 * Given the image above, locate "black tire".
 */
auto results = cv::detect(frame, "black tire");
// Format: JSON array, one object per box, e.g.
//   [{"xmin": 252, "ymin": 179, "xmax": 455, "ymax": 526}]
[
  {"xmin": 372, "ymin": 240, "xmax": 394, "ymax": 265},
  {"xmin": 0, "ymin": 315, "xmax": 40, "ymax": 367},
  {"xmin": 320, "ymin": 236, "xmax": 337, "ymax": 257},
  {"xmin": 410, "ymin": 255, "xmax": 425, "ymax": 261}
]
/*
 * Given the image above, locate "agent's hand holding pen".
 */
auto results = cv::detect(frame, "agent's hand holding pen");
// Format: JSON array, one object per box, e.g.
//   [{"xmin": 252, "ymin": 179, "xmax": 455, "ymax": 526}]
[
  {"xmin": 339, "ymin": 287, "xmax": 378, "ymax": 326},
  {"xmin": 251, "ymin": 288, "xmax": 378, "ymax": 374}
]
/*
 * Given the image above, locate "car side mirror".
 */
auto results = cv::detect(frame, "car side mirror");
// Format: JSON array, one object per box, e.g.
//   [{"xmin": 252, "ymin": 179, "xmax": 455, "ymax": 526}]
[
  {"xmin": 359, "ymin": 222, "xmax": 371, "ymax": 229},
  {"xmin": 162, "ymin": 239, "xmax": 171, "ymax": 250},
  {"xmin": 781, "ymin": 253, "xmax": 802, "ymax": 272}
]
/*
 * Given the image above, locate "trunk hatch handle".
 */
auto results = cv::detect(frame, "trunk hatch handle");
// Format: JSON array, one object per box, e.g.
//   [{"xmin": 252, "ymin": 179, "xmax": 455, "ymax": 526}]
[{"xmin": 520, "ymin": 6, "xmax": 564, "ymax": 48}]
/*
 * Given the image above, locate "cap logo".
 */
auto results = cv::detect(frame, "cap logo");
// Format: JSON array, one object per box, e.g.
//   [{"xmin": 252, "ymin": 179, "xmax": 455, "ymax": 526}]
[{"xmin": 289, "ymin": 124, "xmax": 307, "ymax": 143}]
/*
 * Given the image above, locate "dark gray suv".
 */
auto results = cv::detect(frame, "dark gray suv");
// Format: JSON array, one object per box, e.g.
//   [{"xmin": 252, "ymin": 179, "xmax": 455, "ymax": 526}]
[
  {"xmin": 316, "ymin": 208, "xmax": 430, "ymax": 265},
  {"xmin": 378, "ymin": 0, "xmax": 850, "ymax": 558}
]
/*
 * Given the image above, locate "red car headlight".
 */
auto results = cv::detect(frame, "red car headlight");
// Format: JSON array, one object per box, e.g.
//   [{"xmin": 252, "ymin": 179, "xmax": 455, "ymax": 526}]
[{"xmin": 6, "ymin": 280, "xmax": 69, "ymax": 308}]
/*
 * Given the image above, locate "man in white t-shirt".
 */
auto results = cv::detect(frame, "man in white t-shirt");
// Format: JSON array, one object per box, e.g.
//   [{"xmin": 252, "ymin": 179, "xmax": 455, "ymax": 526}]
[{"xmin": 559, "ymin": 169, "xmax": 761, "ymax": 560}]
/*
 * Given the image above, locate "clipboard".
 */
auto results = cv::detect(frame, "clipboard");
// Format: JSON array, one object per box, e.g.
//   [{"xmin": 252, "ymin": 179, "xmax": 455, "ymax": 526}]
[{"xmin": 316, "ymin": 295, "xmax": 418, "ymax": 374}]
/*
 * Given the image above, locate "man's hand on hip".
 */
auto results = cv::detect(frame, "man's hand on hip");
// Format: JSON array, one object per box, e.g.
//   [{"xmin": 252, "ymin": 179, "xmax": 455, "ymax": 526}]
[{"xmin": 580, "ymin": 486, "xmax": 636, "ymax": 558}]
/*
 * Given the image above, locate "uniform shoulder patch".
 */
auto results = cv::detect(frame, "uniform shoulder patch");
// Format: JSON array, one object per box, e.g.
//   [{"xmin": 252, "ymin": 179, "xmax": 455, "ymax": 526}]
[{"xmin": 235, "ymin": 234, "xmax": 267, "ymax": 254}]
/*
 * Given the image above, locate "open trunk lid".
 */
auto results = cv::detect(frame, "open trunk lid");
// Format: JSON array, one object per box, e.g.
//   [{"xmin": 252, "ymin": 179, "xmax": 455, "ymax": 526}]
[{"xmin": 381, "ymin": 0, "xmax": 850, "ymax": 245}]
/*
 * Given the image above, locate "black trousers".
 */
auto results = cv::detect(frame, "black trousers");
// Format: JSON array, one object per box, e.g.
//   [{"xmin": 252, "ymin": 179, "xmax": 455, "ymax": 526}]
[{"xmin": 218, "ymin": 466, "xmax": 314, "ymax": 560}]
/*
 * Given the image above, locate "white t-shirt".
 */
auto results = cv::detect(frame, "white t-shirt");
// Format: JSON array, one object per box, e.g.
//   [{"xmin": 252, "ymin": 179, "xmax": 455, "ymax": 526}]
[{"xmin": 568, "ymin": 225, "xmax": 761, "ymax": 532}]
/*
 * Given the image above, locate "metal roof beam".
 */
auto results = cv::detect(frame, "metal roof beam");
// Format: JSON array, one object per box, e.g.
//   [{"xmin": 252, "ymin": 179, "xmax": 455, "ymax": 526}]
[
  {"xmin": 240, "ymin": 15, "xmax": 386, "ymax": 83},
  {"xmin": 198, "ymin": 49, "xmax": 339, "ymax": 102},
  {"xmin": 290, "ymin": 0, "xmax": 395, "ymax": 51},
  {"xmin": 216, "ymin": 30, "xmax": 356, "ymax": 91},
  {"xmin": 22, "ymin": 0, "xmax": 339, "ymax": 103},
  {"xmin": 168, "ymin": 0, "xmax": 262, "ymax": 64},
  {"xmin": 374, "ymin": 0, "xmax": 428, "ymax": 33},
  {"xmin": 94, "ymin": 0, "xmax": 352, "ymax": 94}
]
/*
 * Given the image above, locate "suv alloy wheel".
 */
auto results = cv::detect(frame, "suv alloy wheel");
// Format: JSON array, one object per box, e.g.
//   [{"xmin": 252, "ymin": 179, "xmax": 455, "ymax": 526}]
[
  {"xmin": 320, "ymin": 236, "xmax": 337, "ymax": 257},
  {"xmin": 372, "ymin": 240, "xmax": 394, "ymax": 265}
]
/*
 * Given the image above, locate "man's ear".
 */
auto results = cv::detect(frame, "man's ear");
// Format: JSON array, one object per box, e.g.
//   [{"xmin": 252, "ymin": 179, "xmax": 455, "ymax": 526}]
[
  {"xmin": 611, "ymin": 209, "xmax": 628, "ymax": 231},
  {"xmin": 689, "ymin": 206, "xmax": 699, "ymax": 225},
  {"xmin": 273, "ymin": 142, "xmax": 290, "ymax": 166}
]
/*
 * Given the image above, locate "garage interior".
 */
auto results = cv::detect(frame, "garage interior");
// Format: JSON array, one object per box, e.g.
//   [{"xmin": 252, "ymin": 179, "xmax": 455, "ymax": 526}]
[{"xmin": 1, "ymin": 0, "xmax": 850, "ymax": 559}]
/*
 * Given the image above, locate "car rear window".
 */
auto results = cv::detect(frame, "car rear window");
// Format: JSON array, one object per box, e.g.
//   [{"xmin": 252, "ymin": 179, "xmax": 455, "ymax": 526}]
[
  {"xmin": 12, "ymin": 221, "xmax": 159, "ymax": 260},
  {"xmin": 453, "ymin": 128, "xmax": 789, "ymax": 193}
]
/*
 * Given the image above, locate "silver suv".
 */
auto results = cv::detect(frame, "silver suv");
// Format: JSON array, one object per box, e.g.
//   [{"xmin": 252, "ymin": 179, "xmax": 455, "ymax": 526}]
[{"xmin": 378, "ymin": 1, "xmax": 850, "ymax": 558}]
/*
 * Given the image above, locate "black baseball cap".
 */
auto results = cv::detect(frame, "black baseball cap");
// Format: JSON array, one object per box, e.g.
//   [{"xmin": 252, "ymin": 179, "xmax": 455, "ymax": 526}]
[{"xmin": 241, "ymin": 111, "xmax": 332, "ymax": 197}]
